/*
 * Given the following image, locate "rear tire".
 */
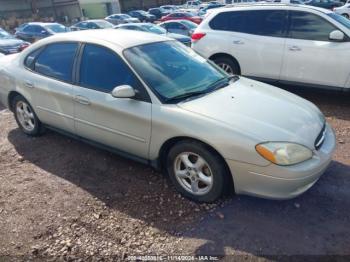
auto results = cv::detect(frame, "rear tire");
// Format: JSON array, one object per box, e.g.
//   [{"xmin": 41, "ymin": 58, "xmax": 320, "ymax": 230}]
[
  {"xmin": 166, "ymin": 140, "xmax": 230, "ymax": 203},
  {"xmin": 12, "ymin": 95, "xmax": 44, "ymax": 136},
  {"xmin": 212, "ymin": 56, "xmax": 240, "ymax": 75}
]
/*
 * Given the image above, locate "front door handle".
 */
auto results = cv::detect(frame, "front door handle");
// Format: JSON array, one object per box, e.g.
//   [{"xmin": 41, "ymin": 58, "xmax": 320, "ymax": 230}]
[
  {"xmin": 74, "ymin": 95, "xmax": 90, "ymax": 105},
  {"xmin": 25, "ymin": 81, "xmax": 35, "ymax": 88},
  {"xmin": 289, "ymin": 46, "xmax": 301, "ymax": 51}
]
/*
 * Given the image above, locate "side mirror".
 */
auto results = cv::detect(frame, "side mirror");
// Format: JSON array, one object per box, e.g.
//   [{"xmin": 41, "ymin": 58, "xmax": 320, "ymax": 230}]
[
  {"xmin": 111, "ymin": 85, "xmax": 136, "ymax": 98},
  {"xmin": 329, "ymin": 30, "xmax": 345, "ymax": 41}
]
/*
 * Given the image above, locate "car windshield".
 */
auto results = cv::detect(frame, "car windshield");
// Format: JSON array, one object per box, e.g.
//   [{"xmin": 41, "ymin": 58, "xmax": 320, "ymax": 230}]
[
  {"xmin": 94, "ymin": 20, "xmax": 114, "ymax": 28},
  {"xmin": 120, "ymin": 14, "xmax": 131, "ymax": 18},
  {"xmin": 179, "ymin": 20, "xmax": 197, "ymax": 29},
  {"xmin": 328, "ymin": 13, "xmax": 350, "ymax": 29},
  {"xmin": 45, "ymin": 24, "xmax": 67, "ymax": 33},
  {"xmin": 124, "ymin": 41, "xmax": 230, "ymax": 102},
  {"xmin": 179, "ymin": 12, "xmax": 194, "ymax": 17},
  {"xmin": 137, "ymin": 10, "xmax": 148, "ymax": 15},
  {"xmin": 0, "ymin": 29, "xmax": 14, "ymax": 39},
  {"xmin": 141, "ymin": 24, "xmax": 166, "ymax": 34}
]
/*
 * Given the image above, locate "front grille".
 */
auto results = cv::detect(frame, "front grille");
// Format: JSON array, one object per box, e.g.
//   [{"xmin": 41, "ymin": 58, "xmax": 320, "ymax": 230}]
[{"xmin": 315, "ymin": 124, "xmax": 326, "ymax": 150}]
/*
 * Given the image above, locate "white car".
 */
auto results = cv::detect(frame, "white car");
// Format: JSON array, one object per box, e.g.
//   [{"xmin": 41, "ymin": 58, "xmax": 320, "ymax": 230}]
[
  {"xmin": 334, "ymin": 4, "xmax": 350, "ymax": 19},
  {"xmin": 185, "ymin": 0, "xmax": 202, "ymax": 9},
  {"xmin": 0, "ymin": 30, "xmax": 335, "ymax": 202},
  {"xmin": 192, "ymin": 4, "xmax": 350, "ymax": 92}
]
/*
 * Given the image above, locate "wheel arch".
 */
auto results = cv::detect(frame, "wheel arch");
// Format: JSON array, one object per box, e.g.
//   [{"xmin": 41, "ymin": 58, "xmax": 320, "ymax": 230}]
[
  {"xmin": 8, "ymin": 91, "xmax": 23, "ymax": 112},
  {"xmin": 157, "ymin": 136, "xmax": 234, "ymax": 191},
  {"xmin": 209, "ymin": 53, "xmax": 241, "ymax": 75}
]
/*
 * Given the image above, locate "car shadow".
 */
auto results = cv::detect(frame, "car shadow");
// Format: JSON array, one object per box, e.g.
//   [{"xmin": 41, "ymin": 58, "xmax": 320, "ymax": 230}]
[
  {"xmin": 7, "ymin": 127, "xmax": 350, "ymax": 257},
  {"xmin": 184, "ymin": 160, "xmax": 350, "ymax": 257}
]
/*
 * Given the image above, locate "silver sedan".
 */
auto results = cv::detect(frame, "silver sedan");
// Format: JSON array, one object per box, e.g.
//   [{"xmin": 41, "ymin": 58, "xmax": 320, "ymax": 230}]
[{"xmin": 0, "ymin": 30, "xmax": 336, "ymax": 202}]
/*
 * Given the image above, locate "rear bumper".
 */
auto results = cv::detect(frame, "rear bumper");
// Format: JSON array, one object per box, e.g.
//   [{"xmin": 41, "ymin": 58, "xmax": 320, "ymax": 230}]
[{"xmin": 226, "ymin": 123, "xmax": 336, "ymax": 200}]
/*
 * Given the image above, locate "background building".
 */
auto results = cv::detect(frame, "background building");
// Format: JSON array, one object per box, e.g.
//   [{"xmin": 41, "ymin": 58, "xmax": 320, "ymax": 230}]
[
  {"xmin": 119, "ymin": 0, "xmax": 186, "ymax": 12},
  {"xmin": 0, "ymin": 0, "xmax": 121, "ymax": 30}
]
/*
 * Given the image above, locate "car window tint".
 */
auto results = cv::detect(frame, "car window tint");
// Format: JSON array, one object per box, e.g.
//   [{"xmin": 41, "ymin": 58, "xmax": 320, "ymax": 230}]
[
  {"xmin": 23, "ymin": 25, "xmax": 35, "ymax": 32},
  {"xmin": 78, "ymin": 22, "xmax": 87, "ymax": 28},
  {"xmin": 289, "ymin": 11, "xmax": 337, "ymax": 41},
  {"xmin": 171, "ymin": 23, "xmax": 182, "ymax": 29},
  {"xmin": 24, "ymin": 47, "xmax": 43, "ymax": 69},
  {"xmin": 209, "ymin": 10, "xmax": 287, "ymax": 37},
  {"xmin": 79, "ymin": 44, "xmax": 141, "ymax": 93},
  {"xmin": 33, "ymin": 25, "xmax": 43, "ymax": 33},
  {"xmin": 34, "ymin": 43, "xmax": 78, "ymax": 82}
]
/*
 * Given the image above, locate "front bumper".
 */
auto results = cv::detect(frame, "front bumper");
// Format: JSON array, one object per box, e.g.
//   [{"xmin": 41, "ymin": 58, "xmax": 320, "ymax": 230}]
[{"xmin": 226, "ymin": 123, "xmax": 336, "ymax": 200}]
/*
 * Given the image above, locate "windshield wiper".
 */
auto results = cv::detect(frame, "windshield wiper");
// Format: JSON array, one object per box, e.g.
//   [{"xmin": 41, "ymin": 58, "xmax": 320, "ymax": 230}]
[
  {"xmin": 209, "ymin": 75, "xmax": 239, "ymax": 92},
  {"xmin": 165, "ymin": 90, "xmax": 210, "ymax": 103},
  {"xmin": 165, "ymin": 75, "xmax": 239, "ymax": 103}
]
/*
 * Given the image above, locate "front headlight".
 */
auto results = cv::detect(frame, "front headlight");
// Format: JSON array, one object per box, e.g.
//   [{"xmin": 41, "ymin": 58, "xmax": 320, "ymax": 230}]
[{"xmin": 256, "ymin": 142, "xmax": 313, "ymax": 166}]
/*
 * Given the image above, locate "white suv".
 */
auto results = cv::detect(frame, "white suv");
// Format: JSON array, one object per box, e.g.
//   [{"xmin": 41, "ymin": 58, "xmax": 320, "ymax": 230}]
[{"xmin": 192, "ymin": 4, "xmax": 350, "ymax": 91}]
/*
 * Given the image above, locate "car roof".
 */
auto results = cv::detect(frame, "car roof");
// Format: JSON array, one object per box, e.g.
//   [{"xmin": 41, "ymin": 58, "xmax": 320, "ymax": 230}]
[
  {"xmin": 37, "ymin": 29, "xmax": 169, "ymax": 49},
  {"xmin": 118, "ymin": 23, "xmax": 152, "ymax": 26},
  {"xmin": 219, "ymin": 3, "xmax": 333, "ymax": 14},
  {"xmin": 82, "ymin": 19, "xmax": 107, "ymax": 23},
  {"xmin": 26, "ymin": 22, "xmax": 62, "ymax": 26},
  {"xmin": 161, "ymin": 19, "xmax": 194, "ymax": 24}
]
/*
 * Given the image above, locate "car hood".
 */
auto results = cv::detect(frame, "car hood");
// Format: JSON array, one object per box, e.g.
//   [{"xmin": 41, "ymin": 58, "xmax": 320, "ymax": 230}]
[
  {"xmin": 177, "ymin": 77, "xmax": 325, "ymax": 149},
  {"xmin": 0, "ymin": 38, "xmax": 23, "ymax": 46}
]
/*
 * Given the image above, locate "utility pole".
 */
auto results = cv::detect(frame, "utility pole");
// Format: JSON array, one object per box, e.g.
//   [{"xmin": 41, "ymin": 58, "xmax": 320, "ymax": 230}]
[
  {"xmin": 51, "ymin": 0, "xmax": 58, "ymax": 20},
  {"xmin": 30, "ymin": 0, "xmax": 37, "ymax": 14}
]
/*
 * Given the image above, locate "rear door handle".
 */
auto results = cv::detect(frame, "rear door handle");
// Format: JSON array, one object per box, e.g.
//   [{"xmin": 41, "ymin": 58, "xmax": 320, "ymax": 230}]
[
  {"xmin": 25, "ymin": 81, "xmax": 34, "ymax": 88},
  {"xmin": 74, "ymin": 95, "xmax": 90, "ymax": 105},
  {"xmin": 233, "ymin": 40, "xmax": 244, "ymax": 45},
  {"xmin": 289, "ymin": 46, "xmax": 301, "ymax": 51}
]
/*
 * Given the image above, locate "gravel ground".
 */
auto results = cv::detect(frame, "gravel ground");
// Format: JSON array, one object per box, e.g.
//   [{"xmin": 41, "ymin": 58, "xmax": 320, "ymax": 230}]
[{"xmin": 0, "ymin": 88, "xmax": 349, "ymax": 261}]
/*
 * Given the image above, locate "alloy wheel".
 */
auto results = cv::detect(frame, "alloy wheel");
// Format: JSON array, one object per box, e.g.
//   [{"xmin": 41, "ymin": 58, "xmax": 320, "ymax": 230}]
[
  {"xmin": 174, "ymin": 152, "xmax": 213, "ymax": 195},
  {"xmin": 218, "ymin": 63, "xmax": 234, "ymax": 75},
  {"xmin": 16, "ymin": 101, "xmax": 36, "ymax": 132}
]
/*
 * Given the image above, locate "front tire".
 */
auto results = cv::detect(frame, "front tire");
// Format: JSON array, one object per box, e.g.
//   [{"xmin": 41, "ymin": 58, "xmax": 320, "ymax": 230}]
[
  {"xmin": 12, "ymin": 95, "xmax": 44, "ymax": 136},
  {"xmin": 166, "ymin": 140, "xmax": 230, "ymax": 202},
  {"xmin": 342, "ymin": 13, "xmax": 349, "ymax": 19}
]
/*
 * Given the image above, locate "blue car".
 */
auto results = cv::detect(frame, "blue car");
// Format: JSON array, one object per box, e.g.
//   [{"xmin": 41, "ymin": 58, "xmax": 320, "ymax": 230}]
[{"xmin": 15, "ymin": 22, "xmax": 68, "ymax": 43}]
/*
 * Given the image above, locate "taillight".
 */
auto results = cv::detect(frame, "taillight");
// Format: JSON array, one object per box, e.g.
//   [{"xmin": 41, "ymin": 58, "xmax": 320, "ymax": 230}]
[
  {"xmin": 19, "ymin": 43, "xmax": 30, "ymax": 51},
  {"xmin": 191, "ymin": 32, "xmax": 206, "ymax": 42}
]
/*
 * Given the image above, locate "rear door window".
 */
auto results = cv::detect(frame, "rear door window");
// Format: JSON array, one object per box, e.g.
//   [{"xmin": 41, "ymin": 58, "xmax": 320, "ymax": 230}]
[
  {"xmin": 33, "ymin": 43, "xmax": 78, "ymax": 82},
  {"xmin": 209, "ymin": 10, "xmax": 287, "ymax": 37}
]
